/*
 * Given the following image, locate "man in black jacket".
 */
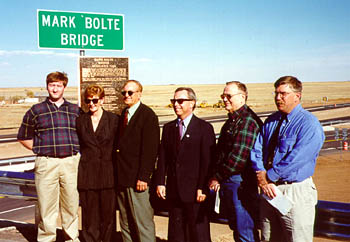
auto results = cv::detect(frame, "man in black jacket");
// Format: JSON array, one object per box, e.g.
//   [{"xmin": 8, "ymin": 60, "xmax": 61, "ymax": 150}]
[
  {"xmin": 115, "ymin": 80, "xmax": 160, "ymax": 242},
  {"xmin": 155, "ymin": 87, "xmax": 216, "ymax": 242}
]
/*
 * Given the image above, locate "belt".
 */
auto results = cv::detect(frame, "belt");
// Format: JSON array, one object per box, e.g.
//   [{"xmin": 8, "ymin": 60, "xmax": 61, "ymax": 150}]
[
  {"xmin": 275, "ymin": 180, "xmax": 294, "ymax": 186},
  {"xmin": 38, "ymin": 153, "xmax": 77, "ymax": 158}
]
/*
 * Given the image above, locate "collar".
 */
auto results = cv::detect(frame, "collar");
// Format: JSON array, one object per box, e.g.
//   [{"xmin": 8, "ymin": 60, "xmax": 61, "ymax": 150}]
[
  {"xmin": 177, "ymin": 113, "xmax": 193, "ymax": 128},
  {"xmin": 228, "ymin": 104, "xmax": 247, "ymax": 120},
  {"xmin": 127, "ymin": 101, "xmax": 141, "ymax": 118},
  {"xmin": 45, "ymin": 97, "xmax": 67, "ymax": 107},
  {"xmin": 282, "ymin": 103, "xmax": 302, "ymax": 122}
]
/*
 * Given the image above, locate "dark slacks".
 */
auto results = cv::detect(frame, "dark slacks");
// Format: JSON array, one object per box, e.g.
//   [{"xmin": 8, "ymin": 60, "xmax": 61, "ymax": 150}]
[
  {"xmin": 168, "ymin": 198, "xmax": 211, "ymax": 242},
  {"xmin": 79, "ymin": 188, "xmax": 116, "ymax": 242}
]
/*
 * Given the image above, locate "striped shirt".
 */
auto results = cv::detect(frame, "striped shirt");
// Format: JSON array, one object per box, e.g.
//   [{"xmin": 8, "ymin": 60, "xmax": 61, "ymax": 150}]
[
  {"xmin": 214, "ymin": 104, "xmax": 262, "ymax": 181},
  {"xmin": 17, "ymin": 98, "xmax": 80, "ymax": 157}
]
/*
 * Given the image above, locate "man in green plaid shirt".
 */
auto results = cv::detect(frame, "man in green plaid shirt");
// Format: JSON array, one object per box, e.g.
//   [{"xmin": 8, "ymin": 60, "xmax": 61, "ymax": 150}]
[{"xmin": 209, "ymin": 81, "xmax": 262, "ymax": 242}]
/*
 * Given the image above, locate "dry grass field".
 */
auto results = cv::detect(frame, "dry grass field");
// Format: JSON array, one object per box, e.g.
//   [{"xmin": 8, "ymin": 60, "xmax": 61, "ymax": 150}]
[{"xmin": 0, "ymin": 81, "xmax": 349, "ymax": 128}]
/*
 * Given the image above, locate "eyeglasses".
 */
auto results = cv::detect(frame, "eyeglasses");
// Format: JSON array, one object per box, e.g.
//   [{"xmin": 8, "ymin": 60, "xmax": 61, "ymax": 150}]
[
  {"xmin": 274, "ymin": 91, "xmax": 293, "ymax": 98},
  {"xmin": 170, "ymin": 99, "xmax": 193, "ymax": 105},
  {"xmin": 220, "ymin": 93, "xmax": 242, "ymax": 100},
  {"xmin": 121, "ymin": 90, "xmax": 138, "ymax": 97},
  {"xmin": 84, "ymin": 98, "xmax": 100, "ymax": 104}
]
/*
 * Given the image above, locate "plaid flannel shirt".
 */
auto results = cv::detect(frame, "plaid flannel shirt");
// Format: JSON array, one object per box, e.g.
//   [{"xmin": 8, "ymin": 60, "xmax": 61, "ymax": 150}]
[
  {"xmin": 215, "ymin": 104, "xmax": 262, "ymax": 181},
  {"xmin": 17, "ymin": 98, "xmax": 80, "ymax": 157}
]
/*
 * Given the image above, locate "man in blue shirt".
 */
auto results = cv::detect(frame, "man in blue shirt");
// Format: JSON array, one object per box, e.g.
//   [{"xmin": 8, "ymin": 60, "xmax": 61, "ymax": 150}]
[{"xmin": 250, "ymin": 76, "xmax": 325, "ymax": 242}]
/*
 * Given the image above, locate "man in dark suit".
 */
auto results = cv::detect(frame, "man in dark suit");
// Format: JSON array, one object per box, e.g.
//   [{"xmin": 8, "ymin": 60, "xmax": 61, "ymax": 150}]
[
  {"xmin": 116, "ymin": 80, "xmax": 160, "ymax": 242},
  {"xmin": 155, "ymin": 87, "xmax": 216, "ymax": 242}
]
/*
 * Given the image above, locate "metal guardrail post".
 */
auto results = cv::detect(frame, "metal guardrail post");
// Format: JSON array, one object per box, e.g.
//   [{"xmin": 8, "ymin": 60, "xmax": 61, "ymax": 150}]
[{"xmin": 315, "ymin": 200, "xmax": 350, "ymax": 240}]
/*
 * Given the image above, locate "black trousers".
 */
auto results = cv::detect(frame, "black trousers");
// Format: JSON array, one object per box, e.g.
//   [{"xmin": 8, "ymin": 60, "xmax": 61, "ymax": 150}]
[
  {"xmin": 79, "ymin": 188, "xmax": 116, "ymax": 242},
  {"xmin": 168, "ymin": 198, "xmax": 211, "ymax": 242}
]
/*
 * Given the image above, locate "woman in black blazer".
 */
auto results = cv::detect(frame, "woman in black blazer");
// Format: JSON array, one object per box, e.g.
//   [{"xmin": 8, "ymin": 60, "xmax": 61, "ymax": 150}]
[{"xmin": 76, "ymin": 84, "xmax": 119, "ymax": 242}]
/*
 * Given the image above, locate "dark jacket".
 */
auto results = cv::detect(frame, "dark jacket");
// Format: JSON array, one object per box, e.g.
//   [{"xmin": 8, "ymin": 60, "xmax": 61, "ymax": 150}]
[
  {"xmin": 116, "ymin": 103, "xmax": 160, "ymax": 187},
  {"xmin": 155, "ymin": 115, "xmax": 216, "ymax": 203},
  {"xmin": 76, "ymin": 110, "xmax": 119, "ymax": 190}
]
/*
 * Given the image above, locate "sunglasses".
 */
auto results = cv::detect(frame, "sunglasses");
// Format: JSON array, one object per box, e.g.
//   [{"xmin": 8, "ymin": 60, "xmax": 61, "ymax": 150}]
[
  {"xmin": 220, "ymin": 93, "xmax": 242, "ymax": 100},
  {"xmin": 170, "ymin": 99, "xmax": 193, "ymax": 105},
  {"xmin": 121, "ymin": 90, "xmax": 138, "ymax": 97},
  {"xmin": 84, "ymin": 98, "xmax": 100, "ymax": 104}
]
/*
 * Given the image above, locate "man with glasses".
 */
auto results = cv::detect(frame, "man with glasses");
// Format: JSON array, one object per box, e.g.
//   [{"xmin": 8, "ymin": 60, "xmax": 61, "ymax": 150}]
[
  {"xmin": 155, "ymin": 87, "xmax": 215, "ymax": 242},
  {"xmin": 17, "ymin": 71, "xmax": 81, "ymax": 242},
  {"xmin": 251, "ymin": 76, "xmax": 325, "ymax": 242},
  {"xmin": 209, "ymin": 81, "xmax": 262, "ymax": 242},
  {"xmin": 115, "ymin": 80, "xmax": 160, "ymax": 242}
]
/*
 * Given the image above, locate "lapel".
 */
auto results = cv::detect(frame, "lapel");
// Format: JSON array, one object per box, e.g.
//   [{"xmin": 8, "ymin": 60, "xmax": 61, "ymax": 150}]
[
  {"xmin": 171, "ymin": 120, "xmax": 179, "ymax": 154},
  {"xmin": 94, "ymin": 110, "xmax": 109, "ymax": 145},
  {"xmin": 83, "ymin": 110, "xmax": 109, "ymax": 148},
  {"xmin": 121, "ymin": 103, "xmax": 143, "ymax": 138},
  {"xmin": 81, "ymin": 113, "xmax": 98, "ymax": 147},
  {"xmin": 177, "ymin": 114, "xmax": 198, "ymax": 153}
]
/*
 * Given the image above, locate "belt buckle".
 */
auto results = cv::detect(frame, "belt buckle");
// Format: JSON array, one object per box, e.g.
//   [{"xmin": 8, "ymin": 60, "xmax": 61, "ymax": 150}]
[{"xmin": 275, "ymin": 180, "xmax": 291, "ymax": 186}]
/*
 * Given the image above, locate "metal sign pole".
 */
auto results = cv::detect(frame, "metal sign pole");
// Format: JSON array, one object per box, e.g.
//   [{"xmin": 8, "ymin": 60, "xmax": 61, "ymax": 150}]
[
  {"xmin": 78, "ymin": 50, "xmax": 85, "ymax": 107},
  {"xmin": 335, "ymin": 128, "xmax": 341, "ymax": 161}
]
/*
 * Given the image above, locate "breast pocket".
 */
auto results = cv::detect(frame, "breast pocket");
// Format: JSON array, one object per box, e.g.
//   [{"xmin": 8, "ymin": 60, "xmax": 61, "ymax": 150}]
[{"xmin": 278, "ymin": 135, "xmax": 297, "ymax": 153}]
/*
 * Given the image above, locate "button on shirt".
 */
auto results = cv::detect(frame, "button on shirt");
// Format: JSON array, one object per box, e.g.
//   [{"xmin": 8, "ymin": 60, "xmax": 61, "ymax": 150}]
[
  {"xmin": 17, "ymin": 98, "xmax": 80, "ymax": 157},
  {"xmin": 250, "ymin": 104, "xmax": 325, "ymax": 183}
]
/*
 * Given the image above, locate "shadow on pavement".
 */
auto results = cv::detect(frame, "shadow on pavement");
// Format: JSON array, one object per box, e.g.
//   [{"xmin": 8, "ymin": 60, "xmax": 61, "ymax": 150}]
[{"xmin": 0, "ymin": 220, "xmax": 167, "ymax": 241}]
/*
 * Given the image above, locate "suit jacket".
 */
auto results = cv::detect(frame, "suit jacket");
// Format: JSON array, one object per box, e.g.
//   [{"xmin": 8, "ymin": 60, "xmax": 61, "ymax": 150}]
[
  {"xmin": 116, "ymin": 103, "xmax": 160, "ymax": 187},
  {"xmin": 155, "ymin": 114, "xmax": 216, "ymax": 203},
  {"xmin": 76, "ymin": 110, "xmax": 119, "ymax": 190}
]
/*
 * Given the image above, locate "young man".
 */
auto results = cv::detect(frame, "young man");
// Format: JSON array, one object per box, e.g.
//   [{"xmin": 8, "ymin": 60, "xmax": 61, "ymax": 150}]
[
  {"xmin": 115, "ymin": 80, "xmax": 160, "ymax": 242},
  {"xmin": 209, "ymin": 81, "xmax": 262, "ymax": 242},
  {"xmin": 251, "ymin": 76, "xmax": 325, "ymax": 242},
  {"xmin": 17, "ymin": 71, "xmax": 81, "ymax": 242},
  {"xmin": 155, "ymin": 87, "xmax": 216, "ymax": 242}
]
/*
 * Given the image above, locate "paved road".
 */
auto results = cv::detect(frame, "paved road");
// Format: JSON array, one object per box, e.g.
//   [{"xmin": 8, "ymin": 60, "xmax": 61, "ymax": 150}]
[{"xmin": 0, "ymin": 197, "xmax": 35, "ymax": 223}]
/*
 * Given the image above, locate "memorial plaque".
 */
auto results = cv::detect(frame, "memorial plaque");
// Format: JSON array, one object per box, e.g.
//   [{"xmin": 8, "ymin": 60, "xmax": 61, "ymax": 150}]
[{"xmin": 79, "ymin": 57, "xmax": 128, "ymax": 114}]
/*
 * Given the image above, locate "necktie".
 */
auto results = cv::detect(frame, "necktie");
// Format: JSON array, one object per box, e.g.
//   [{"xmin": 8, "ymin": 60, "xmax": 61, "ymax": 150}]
[
  {"xmin": 178, "ymin": 120, "xmax": 184, "ymax": 140},
  {"xmin": 120, "ymin": 109, "xmax": 128, "ymax": 136},
  {"xmin": 124, "ymin": 109, "xmax": 129, "ymax": 128},
  {"xmin": 266, "ymin": 114, "xmax": 286, "ymax": 169}
]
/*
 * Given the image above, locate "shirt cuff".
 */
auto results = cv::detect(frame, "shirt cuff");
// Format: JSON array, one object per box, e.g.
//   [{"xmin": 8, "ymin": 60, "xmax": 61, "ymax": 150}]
[{"xmin": 266, "ymin": 168, "xmax": 279, "ymax": 182}]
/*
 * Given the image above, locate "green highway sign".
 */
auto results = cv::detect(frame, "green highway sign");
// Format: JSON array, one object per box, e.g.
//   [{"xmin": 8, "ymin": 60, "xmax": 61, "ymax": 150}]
[{"xmin": 37, "ymin": 10, "xmax": 124, "ymax": 51}]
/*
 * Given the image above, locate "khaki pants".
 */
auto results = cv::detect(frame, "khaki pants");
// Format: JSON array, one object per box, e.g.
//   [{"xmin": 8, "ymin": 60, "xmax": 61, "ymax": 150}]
[
  {"xmin": 35, "ymin": 154, "xmax": 80, "ymax": 242},
  {"xmin": 260, "ymin": 177, "xmax": 317, "ymax": 242}
]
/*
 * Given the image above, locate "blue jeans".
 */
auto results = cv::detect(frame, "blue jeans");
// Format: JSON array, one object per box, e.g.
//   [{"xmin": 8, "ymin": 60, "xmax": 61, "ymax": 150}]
[{"xmin": 221, "ymin": 174, "xmax": 259, "ymax": 242}]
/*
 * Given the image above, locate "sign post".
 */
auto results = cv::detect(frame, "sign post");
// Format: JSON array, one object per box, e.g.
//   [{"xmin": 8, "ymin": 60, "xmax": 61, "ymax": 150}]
[{"xmin": 37, "ymin": 9, "xmax": 124, "ymax": 51}]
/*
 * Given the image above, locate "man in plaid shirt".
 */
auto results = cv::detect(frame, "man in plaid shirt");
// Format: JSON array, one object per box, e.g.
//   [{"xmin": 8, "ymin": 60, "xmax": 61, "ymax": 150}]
[
  {"xmin": 17, "ymin": 71, "xmax": 81, "ymax": 242},
  {"xmin": 209, "ymin": 81, "xmax": 262, "ymax": 242}
]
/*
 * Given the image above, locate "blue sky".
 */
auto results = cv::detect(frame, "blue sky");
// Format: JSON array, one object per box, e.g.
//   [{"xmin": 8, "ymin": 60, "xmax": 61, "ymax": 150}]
[{"xmin": 1, "ymin": 0, "xmax": 350, "ymax": 87}]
